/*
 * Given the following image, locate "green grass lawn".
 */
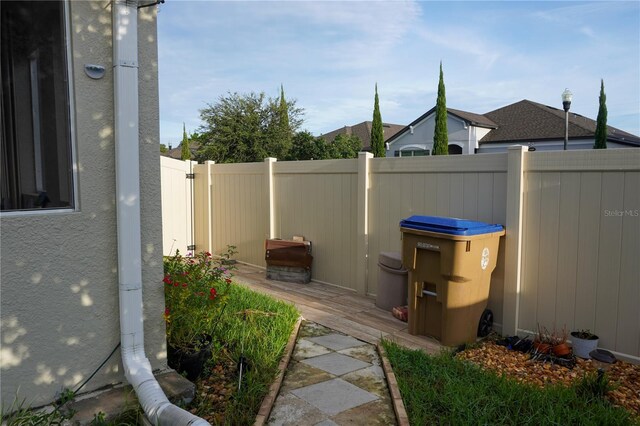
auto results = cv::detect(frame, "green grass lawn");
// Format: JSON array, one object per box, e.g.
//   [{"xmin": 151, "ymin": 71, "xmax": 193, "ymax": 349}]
[
  {"xmin": 382, "ymin": 340, "xmax": 637, "ymax": 426},
  {"xmin": 191, "ymin": 282, "xmax": 299, "ymax": 425}
]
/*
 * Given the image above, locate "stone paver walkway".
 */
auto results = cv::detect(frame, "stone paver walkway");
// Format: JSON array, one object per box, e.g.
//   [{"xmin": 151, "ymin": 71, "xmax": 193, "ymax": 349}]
[{"xmin": 268, "ymin": 321, "xmax": 397, "ymax": 426}]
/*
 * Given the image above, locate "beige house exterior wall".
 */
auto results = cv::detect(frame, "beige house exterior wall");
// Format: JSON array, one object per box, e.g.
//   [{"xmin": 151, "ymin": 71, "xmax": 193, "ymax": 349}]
[{"xmin": 0, "ymin": 1, "xmax": 166, "ymax": 408}]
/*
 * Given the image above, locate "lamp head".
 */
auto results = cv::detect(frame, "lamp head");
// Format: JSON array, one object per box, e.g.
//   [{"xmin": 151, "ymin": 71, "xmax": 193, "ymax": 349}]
[{"xmin": 562, "ymin": 88, "xmax": 573, "ymax": 112}]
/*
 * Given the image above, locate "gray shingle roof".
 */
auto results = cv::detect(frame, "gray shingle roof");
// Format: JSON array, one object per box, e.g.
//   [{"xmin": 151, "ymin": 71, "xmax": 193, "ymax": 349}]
[
  {"xmin": 321, "ymin": 121, "xmax": 405, "ymax": 150},
  {"xmin": 481, "ymin": 100, "xmax": 639, "ymax": 145},
  {"xmin": 387, "ymin": 100, "xmax": 639, "ymax": 147}
]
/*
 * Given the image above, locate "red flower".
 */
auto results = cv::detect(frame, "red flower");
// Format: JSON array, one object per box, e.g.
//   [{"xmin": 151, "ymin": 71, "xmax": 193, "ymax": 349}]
[
  {"xmin": 163, "ymin": 308, "xmax": 170, "ymax": 322},
  {"xmin": 163, "ymin": 275, "xmax": 172, "ymax": 285},
  {"xmin": 225, "ymin": 278, "xmax": 232, "ymax": 284},
  {"xmin": 182, "ymin": 283, "xmax": 188, "ymax": 288},
  {"xmin": 173, "ymin": 282, "xmax": 179, "ymax": 287},
  {"xmin": 209, "ymin": 287, "xmax": 217, "ymax": 300},
  {"xmin": 205, "ymin": 252, "xmax": 212, "ymax": 257}
]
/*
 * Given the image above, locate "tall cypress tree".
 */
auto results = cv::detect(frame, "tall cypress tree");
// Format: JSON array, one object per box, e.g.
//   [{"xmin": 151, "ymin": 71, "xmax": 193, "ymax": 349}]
[
  {"xmin": 180, "ymin": 122, "xmax": 190, "ymax": 160},
  {"xmin": 433, "ymin": 62, "xmax": 449, "ymax": 155},
  {"xmin": 371, "ymin": 83, "xmax": 385, "ymax": 157},
  {"xmin": 279, "ymin": 84, "xmax": 289, "ymax": 132},
  {"xmin": 594, "ymin": 79, "xmax": 608, "ymax": 149}
]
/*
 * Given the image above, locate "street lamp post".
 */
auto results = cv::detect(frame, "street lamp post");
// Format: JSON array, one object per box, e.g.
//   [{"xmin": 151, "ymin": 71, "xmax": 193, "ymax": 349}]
[{"xmin": 562, "ymin": 88, "xmax": 573, "ymax": 150}]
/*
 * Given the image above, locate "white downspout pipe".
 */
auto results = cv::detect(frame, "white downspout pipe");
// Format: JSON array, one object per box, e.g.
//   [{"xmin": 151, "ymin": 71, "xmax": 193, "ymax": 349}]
[{"xmin": 112, "ymin": 1, "xmax": 209, "ymax": 424}]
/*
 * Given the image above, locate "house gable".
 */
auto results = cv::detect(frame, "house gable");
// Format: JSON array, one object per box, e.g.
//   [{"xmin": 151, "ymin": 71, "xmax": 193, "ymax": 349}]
[
  {"xmin": 388, "ymin": 99, "xmax": 639, "ymax": 155},
  {"xmin": 386, "ymin": 107, "xmax": 496, "ymax": 156}
]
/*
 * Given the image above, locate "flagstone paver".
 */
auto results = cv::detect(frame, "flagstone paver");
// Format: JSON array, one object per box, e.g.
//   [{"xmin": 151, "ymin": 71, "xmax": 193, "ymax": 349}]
[
  {"xmin": 293, "ymin": 339, "xmax": 333, "ymax": 360},
  {"xmin": 308, "ymin": 333, "xmax": 367, "ymax": 351},
  {"xmin": 301, "ymin": 352, "xmax": 371, "ymax": 376},
  {"xmin": 268, "ymin": 321, "xmax": 397, "ymax": 425}
]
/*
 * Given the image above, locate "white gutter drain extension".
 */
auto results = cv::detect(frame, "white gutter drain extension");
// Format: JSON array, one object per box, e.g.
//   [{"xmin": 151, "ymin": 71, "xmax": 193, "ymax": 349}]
[{"xmin": 112, "ymin": 1, "xmax": 209, "ymax": 424}]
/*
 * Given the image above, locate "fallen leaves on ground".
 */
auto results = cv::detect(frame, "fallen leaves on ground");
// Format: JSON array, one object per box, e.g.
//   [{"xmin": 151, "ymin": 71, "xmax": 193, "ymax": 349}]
[
  {"xmin": 190, "ymin": 353, "xmax": 238, "ymax": 424},
  {"xmin": 456, "ymin": 342, "xmax": 640, "ymax": 418}
]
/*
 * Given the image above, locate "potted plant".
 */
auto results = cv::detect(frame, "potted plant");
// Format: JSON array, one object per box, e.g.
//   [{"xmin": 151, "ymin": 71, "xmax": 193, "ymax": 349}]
[
  {"xmin": 551, "ymin": 327, "xmax": 571, "ymax": 357},
  {"xmin": 533, "ymin": 324, "xmax": 552, "ymax": 354},
  {"xmin": 163, "ymin": 248, "xmax": 235, "ymax": 380},
  {"xmin": 571, "ymin": 329, "xmax": 599, "ymax": 359}
]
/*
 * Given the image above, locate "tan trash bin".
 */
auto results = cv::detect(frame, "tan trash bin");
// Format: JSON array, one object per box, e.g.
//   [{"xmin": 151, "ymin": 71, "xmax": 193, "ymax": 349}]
[
  {"xmin": 375, "ymin": 252, "xmax": 408, "ymax": 311},
  {"xmin": 400, "ymin": 216, "xmax": 504, "ymax": 347}
]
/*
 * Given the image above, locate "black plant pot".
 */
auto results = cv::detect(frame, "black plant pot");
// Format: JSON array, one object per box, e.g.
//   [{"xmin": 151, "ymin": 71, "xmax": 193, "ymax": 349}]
[{"xmin": 168, "ymin": 335, "xmax": 212, "ymax": 381}]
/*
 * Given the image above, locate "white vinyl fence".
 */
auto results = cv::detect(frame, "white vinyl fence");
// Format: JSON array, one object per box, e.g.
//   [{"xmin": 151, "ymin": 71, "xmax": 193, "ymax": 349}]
[{"xmin": 161, "ymin": 148, "xmax": 640, "ymax": 361}]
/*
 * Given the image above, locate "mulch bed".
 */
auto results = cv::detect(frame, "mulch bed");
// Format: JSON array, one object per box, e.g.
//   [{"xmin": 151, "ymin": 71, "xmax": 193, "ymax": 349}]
[
  {"xmin": 456, "ymin": 341, "xmax": 640, "ymax": 418},
  {"xmin": 189, "ymin": 353, "xmax": 239, "ymax": 424}
]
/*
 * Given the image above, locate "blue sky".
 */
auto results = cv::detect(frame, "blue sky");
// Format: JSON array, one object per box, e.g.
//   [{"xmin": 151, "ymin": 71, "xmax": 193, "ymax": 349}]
[{"xmin": 157, "ymin": 1, "xmax": 640, "ymax": 146}]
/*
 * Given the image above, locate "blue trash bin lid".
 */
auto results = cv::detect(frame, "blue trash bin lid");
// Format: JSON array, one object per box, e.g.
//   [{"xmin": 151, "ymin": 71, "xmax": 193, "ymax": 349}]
[{"xmin": 400, "ymin": 215, "xmax": 504, "ymax": 236}]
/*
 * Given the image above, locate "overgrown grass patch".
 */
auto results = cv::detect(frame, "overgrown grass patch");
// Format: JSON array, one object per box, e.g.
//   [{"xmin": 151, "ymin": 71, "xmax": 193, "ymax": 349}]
[
  {"xmin": 190, "ymin": 282, "xmax": 299, "ymax": 425},
  {"xmin": 381, "ymin": 339, "xmax": 636, "ymax": 425}
]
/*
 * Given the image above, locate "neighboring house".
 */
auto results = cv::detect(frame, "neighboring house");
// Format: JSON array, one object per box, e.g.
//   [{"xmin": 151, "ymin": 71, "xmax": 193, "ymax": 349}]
[
  {"xmin": 321, "ymin": 121, "xmax": 405, "ymax": 151},
  {"xmin": 164, "ymin": 141, "xmax": 200, "ymax": 160},
  {"xmin": 387, "ymin": 100, "xmax": 640, "ymax": 156},
  {"xmin": 1, "ymin": 0, "xmax": 166, "ymax": 411}
]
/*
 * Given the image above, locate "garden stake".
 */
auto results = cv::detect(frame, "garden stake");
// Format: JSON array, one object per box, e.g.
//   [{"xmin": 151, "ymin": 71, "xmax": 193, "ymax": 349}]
[{"xmin": 237, "ymin": 311, "xmax": 248, "ymax": 392}]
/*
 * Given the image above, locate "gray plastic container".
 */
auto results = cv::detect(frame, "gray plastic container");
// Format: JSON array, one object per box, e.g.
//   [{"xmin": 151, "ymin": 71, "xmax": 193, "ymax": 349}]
[{"xmin": 376, "ymin": 252, "xmax": 408, "ymax": 311}]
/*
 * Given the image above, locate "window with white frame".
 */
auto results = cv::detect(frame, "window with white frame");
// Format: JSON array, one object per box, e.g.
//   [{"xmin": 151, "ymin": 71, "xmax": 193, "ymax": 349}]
[
  {"xmin": 1, "ymin": 0, "xmax": 74, "ymax": 211},
  {"xmin": 394, "ymin": 149, "xmax": 429, "ymax": 157}
]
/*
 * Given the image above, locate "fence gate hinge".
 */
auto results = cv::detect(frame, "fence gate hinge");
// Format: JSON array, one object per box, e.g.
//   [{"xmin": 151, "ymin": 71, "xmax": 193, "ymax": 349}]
[
  {"xmin": 187, "ymin": 245, "xmax": 196, "ymax": 251},
  {"xmin": 186, "ymin": 173, "xmax": 195, "ymax": 179}
]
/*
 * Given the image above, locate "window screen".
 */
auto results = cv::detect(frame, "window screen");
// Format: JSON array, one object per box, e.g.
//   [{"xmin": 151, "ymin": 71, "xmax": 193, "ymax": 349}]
[{"xmin": 1, "ymin": 0, "xmax": 74, "ymax": 211}]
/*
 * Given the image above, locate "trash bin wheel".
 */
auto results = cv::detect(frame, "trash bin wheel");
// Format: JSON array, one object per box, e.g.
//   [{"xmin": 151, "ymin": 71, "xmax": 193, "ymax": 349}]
[{"xmin": 477, "ymin": 309, "xmax": 493, "ymax": 337}]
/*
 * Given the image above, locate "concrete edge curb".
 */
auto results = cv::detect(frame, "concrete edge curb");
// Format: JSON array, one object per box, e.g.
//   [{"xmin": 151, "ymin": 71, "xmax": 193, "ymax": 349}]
[
  {"xmin": 377, "ymin": 342, "xmax": 410, "ymax": 426},
  {"xmin": 253, "ymin": 315, "xmax": 303, "ymax": 426}
]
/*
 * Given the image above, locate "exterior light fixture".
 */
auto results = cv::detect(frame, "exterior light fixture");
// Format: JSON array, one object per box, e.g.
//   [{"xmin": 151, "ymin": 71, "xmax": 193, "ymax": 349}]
[{"xmin": 561, "ymin": 88, "xmax": 572, "ymax": 150}]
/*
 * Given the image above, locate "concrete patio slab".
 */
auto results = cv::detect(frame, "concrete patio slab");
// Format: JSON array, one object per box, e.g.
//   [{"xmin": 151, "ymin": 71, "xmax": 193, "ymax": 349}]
[
  {"xmin": 293, "ymin": 338, "xmax": 333, "ymax": 360},
  {"xmin": 337, "ymin": 344, "xmax": 379, "ymax": 364},
  {"xmin": 279, "ymin": 361, "xmax": 335, "ymax": 394},
  {"xmin": 308, "ymin": 333, "xmax": 367, "ymax": 351},
  {"xmin": 291, "ymin": 378, "xmax": 378, "ymax": 416},
  {"xmin": 298, "ymin": 322, "xmax": 333, "ymax": 338},
  {"xmin": 266, "ymin": 320, "xmax": 399, "ymax": 425},
  {"xmin": 331, "ymin": 399, "xmax": 397, "ymax": 425},
  {"xmin": 301, "ymin": 353, "xmax": 370, "ymax": 376},
  {"xmin": 267, "ymin": 392, "xmax": 326, "ymax": 426},
  {"xmin": 341, "ymin": 365, "xmax": 388, "ymax": 399},
  {"xmin": 314, "ymin": 419, "xmax": 340, "ymax": 426}
]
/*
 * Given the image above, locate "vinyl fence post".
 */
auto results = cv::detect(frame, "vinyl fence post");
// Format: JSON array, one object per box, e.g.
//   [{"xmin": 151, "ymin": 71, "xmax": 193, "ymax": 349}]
[
  {"xmin": 503, "ymin": 146, "xmax": 527, "ymax": 336},
  {"xmin": 357, "ymin": 152, "xmax": 373, "ymax": 295},
  {"xmin": 265, "ymin": 157, "xmax": 277, "ymax": 240},
  {"xmin": 194, "ymin": 160, "xmax": 214, "ymax": 254}
]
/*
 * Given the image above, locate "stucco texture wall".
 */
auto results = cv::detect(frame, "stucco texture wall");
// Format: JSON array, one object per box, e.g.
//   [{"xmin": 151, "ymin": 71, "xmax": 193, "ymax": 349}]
[
  {"xmin": 388, "ymin": 115, "xmax": 468, "ymax": 155},
  {"xmin": 0, "ymin": 1, "xmax": 165, "ymax": 408}
]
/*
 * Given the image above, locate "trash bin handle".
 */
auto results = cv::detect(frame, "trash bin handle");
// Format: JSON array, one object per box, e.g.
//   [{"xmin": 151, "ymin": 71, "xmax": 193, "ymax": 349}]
[{"xmin": 422, "ymin": 290, "xmax": 437, "ymax": 297}]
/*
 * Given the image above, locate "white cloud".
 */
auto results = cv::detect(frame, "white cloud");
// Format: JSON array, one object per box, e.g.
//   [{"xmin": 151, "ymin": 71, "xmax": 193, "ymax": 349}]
[{"xmin": 158, "ymin": 0, "xmax": 640, "ymax": 141}]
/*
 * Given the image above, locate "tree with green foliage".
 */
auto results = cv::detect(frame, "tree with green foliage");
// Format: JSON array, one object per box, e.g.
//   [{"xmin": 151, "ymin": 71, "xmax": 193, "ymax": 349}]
[
  {"xmin": 594, "ymin": 79, "xmax": 608, "ymax": 149},
  {"xmin": 433, "ymin": 62, "xmax": 449, "ymax": 155},
  {"xmin": 370, "ymin": 84, "xmax": 385, "ymax": 157},
  {"xmin": 264, "ymin": 85, "xmax": 294, "ymax": 159},
  {"xmin": 196, "ymin": 91, "xmax": 303, "ymax": 163},
  {"xmin": 180, "ymin": 123, "xmax": 191, "ymax": 160},
  {"xmin": 330, "ymin": 134, "xmax": 362, "ymax": 159},
  {"xmin": 286, "ymin": 131, "xmax": 327, "ymax": 161},
  {"xmin": 160, "ymin": 143, "xmax": 168, "ymax": 154}
]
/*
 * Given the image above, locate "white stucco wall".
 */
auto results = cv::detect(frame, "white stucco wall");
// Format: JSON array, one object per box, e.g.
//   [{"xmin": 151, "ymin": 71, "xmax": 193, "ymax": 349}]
[
  {"xmin": 386, "ymin": 114, "xmax": 472, "ymax": 156},
  {"xmin": 0, "ymin": 1, "xmax": 165, "ymax": 408}
]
